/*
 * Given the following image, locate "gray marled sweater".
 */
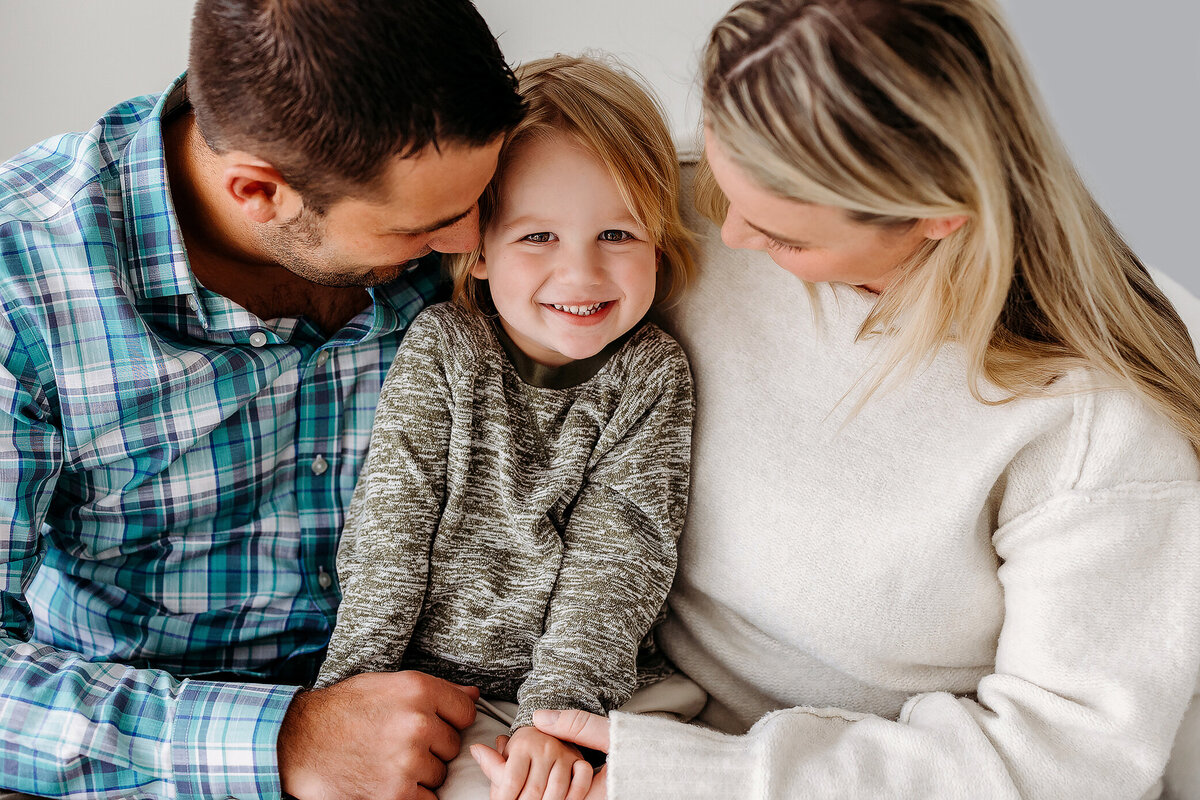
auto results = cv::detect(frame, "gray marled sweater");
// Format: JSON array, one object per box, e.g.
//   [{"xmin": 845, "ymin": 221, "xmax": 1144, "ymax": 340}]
[{"xmin": 315, "ymin": 301, "xmax": 694, "ymax": 728}]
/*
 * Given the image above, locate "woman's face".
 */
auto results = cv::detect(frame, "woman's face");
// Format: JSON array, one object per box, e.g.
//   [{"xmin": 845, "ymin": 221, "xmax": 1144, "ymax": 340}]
[{"xmin": 704, "ymin": 131, "xmax": 929, "ymax": 294}]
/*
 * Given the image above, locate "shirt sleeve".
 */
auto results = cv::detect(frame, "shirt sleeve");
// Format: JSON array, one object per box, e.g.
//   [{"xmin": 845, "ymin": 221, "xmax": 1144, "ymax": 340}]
[
  {"xmin": 514, "ymin": 343, "xmax": 695, "ymax": 729},
  {"xmin": 0, "ymin": 357, "xmax": 304, "ymax": 799},
  {"xmin": 314, "ymin": 310, "xmax": 453, "ymax": 689},
  {"xmin": 606, "ymin": 481, "xmax": 1200, "ymax": 800}
]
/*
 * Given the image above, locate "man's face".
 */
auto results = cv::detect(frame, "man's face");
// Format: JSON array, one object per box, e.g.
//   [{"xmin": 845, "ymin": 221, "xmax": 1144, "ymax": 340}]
[{"xmin": 261, "ymin": 138, "xmax": 503, "ymax": 288}]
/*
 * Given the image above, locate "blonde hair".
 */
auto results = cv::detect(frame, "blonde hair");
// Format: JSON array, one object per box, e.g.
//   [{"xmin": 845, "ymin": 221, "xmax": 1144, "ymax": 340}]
[
  {"xmin": 697, "ymin": 0, "xmax": 1200, "ymax": 453},
  {"xmin": 450, "ymin": 54, "xmax": 695, "ymax": 313}
]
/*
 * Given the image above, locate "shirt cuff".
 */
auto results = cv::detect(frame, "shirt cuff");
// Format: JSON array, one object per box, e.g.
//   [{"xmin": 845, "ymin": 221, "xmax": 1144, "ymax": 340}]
[
  {"xmin": 608, "ymin": 710, "xmax": 752, "ymax": 800},
  {"xmin": 171, "ymin": 679, "xmax": 303, "ymax": 800}
]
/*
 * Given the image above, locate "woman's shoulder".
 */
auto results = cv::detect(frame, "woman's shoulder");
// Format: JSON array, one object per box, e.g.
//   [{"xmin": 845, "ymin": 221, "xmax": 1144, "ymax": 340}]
[
  {"xmin": 996, "ymin": 368, "xmax": 1200, "ymax": 527},
  {"xmin": 1054, "ymin": 370, "xmax": 1200, "ymax": 490}
]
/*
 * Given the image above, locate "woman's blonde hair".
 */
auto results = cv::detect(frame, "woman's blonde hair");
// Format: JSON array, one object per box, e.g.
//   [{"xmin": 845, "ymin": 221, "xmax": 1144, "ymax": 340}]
[
  {"xmin": 699, "ymin": 0, "xmax": 1200, "ymax": 452},
  {"xmin": 450, "ymin": 54, "xmax": 695, "ymax": 313}
]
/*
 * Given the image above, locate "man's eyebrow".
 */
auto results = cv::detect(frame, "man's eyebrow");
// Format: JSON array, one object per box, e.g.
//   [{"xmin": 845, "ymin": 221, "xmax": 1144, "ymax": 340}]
[
  {"xmin": 746, "ymin": 220, "xmax": 812, "ymax": 248},
  {"xmin": 389, "ymin": 206, "xmax": 474, "ymax": 236}
]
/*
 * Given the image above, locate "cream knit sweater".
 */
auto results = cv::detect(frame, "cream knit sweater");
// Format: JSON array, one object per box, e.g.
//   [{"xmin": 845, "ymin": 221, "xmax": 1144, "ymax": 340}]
[{"xmin": 609, "ymin": 223, "xmax": 1200, "ymax": 799}]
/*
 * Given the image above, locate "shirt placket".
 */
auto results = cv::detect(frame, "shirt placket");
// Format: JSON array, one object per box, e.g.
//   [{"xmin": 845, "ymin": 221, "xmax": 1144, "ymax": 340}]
[{"xmin": 295, "ymin": 337, "xmax": 345, "ymax": 622}]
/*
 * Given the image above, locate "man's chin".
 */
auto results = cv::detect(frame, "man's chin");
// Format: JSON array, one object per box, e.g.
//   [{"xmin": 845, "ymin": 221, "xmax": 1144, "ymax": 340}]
[{"xmin": 288, "ymin": 261, "xmax": 414, "ymax": 289}]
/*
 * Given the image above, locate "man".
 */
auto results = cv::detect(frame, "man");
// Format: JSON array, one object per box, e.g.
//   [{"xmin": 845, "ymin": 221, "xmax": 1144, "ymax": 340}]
[{"xmin": 0, "ymin": 1, "xmax": 523, "ymax": 798}]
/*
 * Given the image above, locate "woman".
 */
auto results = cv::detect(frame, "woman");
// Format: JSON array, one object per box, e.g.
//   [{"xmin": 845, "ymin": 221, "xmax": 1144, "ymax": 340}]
[{"xmin": 473, "ymin": 1, "xmax": 1200, "ymax": 797}]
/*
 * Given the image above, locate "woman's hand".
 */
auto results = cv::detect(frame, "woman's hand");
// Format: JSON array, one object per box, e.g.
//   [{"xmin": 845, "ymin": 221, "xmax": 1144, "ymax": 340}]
[{"xmin": 471, "ymin": 709, "xmax": 611, "ymax": 800}]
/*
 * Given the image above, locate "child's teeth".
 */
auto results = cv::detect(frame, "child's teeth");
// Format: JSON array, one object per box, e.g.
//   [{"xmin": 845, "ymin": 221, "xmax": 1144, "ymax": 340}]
[{"xmin": 552, "ymin": 303, "xmax": 605, "ymax": 316}]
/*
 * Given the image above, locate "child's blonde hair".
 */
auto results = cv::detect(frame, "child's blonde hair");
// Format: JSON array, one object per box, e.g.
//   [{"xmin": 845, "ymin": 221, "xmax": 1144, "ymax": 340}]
[{"xmin": 450, "ymin": 54, "xmax": 695, "ymax": 313}]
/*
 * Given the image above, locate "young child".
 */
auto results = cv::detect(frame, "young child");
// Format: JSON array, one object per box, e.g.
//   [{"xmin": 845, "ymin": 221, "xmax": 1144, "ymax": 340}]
[{"xmin": 315, "ymin": 55, "xmax": 698, "ymax": 800}]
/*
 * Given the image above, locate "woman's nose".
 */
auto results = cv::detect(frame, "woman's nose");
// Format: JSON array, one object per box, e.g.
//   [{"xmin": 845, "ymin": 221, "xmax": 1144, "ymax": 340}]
[{"xmin": 720, "ymin": 210, "xmax": 753, "ymax": 250}]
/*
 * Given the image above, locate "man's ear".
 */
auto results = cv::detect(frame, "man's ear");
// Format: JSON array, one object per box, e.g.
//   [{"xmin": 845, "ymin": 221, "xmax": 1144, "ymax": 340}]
[
  {"xmin": 470, "ymin": 253, "xmax": 488, "ymax": 280},
  {"xmin": 920, "ymin": 214, "xmax": 970, "ymax": 241},
  {"xmin": 221, "ymin": 157, "xmax": 303, "ymax": 224}
]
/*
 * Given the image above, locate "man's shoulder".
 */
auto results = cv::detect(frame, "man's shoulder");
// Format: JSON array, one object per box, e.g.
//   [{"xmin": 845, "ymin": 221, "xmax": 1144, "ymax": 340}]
[
  {"xmin": 0, "ymin": 89, "xmax": 169, "ymax": 312},
  {"xmin": 0, "ymin": 91, "xmax": 162, "ymax": 227}
]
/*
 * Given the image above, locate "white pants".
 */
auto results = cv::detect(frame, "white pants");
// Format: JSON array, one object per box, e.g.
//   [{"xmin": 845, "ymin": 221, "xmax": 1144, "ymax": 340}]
[{"xmin": 440, "ymin": 673, "xmax": 708, "ymax": 800}]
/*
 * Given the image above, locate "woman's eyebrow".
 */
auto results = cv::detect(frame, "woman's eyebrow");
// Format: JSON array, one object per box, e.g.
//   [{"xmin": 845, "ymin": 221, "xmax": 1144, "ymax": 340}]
[{"xmin": 746, "ymin": 220, "xmax": 812, "ymax": 248}]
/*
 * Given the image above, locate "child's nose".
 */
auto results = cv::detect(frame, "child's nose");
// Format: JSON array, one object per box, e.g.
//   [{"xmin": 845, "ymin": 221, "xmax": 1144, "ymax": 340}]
[{"xmin": 556, "ymin": 243, "xmax": 606, "ymax": 285}]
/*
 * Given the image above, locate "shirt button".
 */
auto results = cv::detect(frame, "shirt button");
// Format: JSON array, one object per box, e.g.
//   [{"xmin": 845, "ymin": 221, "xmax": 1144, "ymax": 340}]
[
  {"xmin": 316, "ymin": 351, "xmax": 330, "ymax": 367},
  {"xmin": 317, "ymin": 568, "xmax": 333, "ymax": 590},
  {"xmin": 248, "ymin": 331, "xmax": 269, "ymax": 347},
  {"xmin": 310, "ymin": 455, "xmax": 329, "ymax": 475},
  {"xmin": 186, "ymin": 295, "xmax": 199, "ymax": 311}
]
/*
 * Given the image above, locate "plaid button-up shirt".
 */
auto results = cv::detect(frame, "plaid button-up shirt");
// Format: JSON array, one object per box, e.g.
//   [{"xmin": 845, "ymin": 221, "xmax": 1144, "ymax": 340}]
[{"xmin": 0, "ymin": 74, "xmax": 444, "ymax": 799}]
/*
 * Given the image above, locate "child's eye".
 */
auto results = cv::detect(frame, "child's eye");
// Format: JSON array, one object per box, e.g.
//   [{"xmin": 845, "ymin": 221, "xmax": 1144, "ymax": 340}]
[
  {"xmin": 765, "ymin": 235, "xmax": 804, "ymax": 254},
  {"xmin": 599, "ymin": 230, "xmax": 634, "ymax": 243},
  {"xmin": 523, "ymin": 232, "xmax": 555, "ymax": 244}
]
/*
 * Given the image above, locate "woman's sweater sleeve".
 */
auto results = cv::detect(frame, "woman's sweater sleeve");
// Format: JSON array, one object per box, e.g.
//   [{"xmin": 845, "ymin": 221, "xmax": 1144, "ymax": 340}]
[
  {"xmin": 608, "ymin": 387, "xmax": 1200, "ymax": 800},
  {"xmin": 315, "ymin": 309, "xmax": 456, "ymax": 688}
]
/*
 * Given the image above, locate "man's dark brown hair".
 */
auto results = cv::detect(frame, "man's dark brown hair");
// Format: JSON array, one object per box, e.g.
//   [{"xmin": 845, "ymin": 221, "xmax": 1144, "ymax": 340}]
[{"xmin": 188, "ymin": 0, "xmax": 524, "ymax": 211}]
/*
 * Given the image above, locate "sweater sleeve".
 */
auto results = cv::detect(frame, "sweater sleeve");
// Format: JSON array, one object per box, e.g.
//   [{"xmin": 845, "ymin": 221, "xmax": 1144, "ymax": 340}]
[
  {"xmin": 513, "ymin": 341, "xmax": 694, "ymax": 729},
  {"xmin": 608, "ymin": 388, "xmax": 1200, "ymax": 800},
  {"xmin": 315, "ymin": 309, "xmax": 455, "ymax": 688}
]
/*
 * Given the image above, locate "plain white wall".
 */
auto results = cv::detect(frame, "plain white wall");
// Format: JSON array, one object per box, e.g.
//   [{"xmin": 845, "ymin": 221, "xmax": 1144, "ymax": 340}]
[{"xmin": 1, "ymin": 0, "xmax": 1197, "ymax": 294}]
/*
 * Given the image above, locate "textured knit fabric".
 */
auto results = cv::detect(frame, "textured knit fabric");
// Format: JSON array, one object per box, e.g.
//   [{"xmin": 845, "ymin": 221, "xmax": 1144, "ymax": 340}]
[
  {"xmin": 315, "ymin": 302, "xmax": 694, "ymax": 729},
  {"xmin": 0, "ymin": 74, "xmax": 443, "ymax": 799},
  {"xmin": 604, "ymin": 175, "xmax": 1200, "ymax": 800}
]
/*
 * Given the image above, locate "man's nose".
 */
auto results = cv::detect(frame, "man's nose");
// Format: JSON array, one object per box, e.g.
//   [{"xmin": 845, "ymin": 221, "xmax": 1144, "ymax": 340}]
[{"xmin": 427, "ymin": 209, "xmax": 481, "ymax": 254}]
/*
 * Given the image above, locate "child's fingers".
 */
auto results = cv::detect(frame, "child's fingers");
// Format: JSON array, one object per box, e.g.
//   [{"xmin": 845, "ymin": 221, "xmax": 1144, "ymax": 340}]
[
  {"xmin": 495, "ymin": 733, "xmax": 511, "ymax": 757},
  {"xmin": 495, "ymin": 753, "xmax": 531, "ymax": 800},
  {"xmin": 566, "ymin": 759, "xmax": 593, "ymax": 800},
  {"xmin": 514, "ymin": 759, "xmax": 550, "ymax": 800},
  {"xmin": 542, "ymin": 758, "xmax": 574, "ymax": 800}
]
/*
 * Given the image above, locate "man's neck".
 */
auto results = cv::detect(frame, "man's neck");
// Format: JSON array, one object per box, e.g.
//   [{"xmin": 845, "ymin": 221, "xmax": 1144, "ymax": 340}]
[{"xmin": 162, "ymin": 113, "xmax": 368, "ymax": 334}]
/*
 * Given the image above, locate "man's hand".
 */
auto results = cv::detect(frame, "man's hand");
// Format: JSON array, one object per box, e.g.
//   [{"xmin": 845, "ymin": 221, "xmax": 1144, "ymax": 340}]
[{"xmin": 277, "ymin": 670, "xmax": 479, "ymax": 800}]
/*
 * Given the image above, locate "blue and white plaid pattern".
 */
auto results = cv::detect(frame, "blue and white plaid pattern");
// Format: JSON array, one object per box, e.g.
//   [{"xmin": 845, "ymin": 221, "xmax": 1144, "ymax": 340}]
[{"xmin": 0, "ymin": 74, "xmax": 444, "ymax": 799}]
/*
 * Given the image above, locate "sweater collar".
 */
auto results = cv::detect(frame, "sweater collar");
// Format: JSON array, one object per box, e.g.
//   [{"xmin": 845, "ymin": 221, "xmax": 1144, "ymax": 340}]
[{"xmin": 491, "ymin": 318, "xmax": 641, "ymax": 389}]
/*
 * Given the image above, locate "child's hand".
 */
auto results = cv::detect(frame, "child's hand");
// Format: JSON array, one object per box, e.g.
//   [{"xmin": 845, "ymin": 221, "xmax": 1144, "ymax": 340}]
[{"xmin": 473, "ymin": 724, "xmax": 593, "ymax": 800}]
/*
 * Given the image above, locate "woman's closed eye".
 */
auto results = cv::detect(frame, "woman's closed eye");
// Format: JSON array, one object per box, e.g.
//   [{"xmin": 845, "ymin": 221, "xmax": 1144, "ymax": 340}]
[{"xmin": 765, "ymin": 235, "xmax": 804, "ymax": 254}]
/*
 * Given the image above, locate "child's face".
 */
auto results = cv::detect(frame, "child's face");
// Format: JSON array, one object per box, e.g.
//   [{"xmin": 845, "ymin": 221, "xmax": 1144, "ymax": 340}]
[{"xmin": 471, "ymin": 133, "xmax": 658, "ymax": 367}]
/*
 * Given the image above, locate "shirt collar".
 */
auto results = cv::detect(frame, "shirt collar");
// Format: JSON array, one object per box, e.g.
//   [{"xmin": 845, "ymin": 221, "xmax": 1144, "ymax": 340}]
[{"xmin": 121, "ymin": 72, "xmax": 197, "ymax": 304}]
